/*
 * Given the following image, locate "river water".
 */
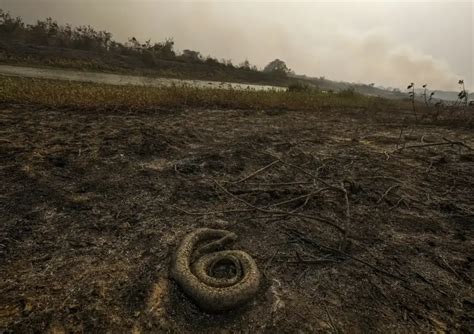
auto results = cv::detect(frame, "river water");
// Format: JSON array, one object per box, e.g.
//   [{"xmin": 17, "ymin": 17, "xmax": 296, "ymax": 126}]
[{"xmin": 0, "ymin": 64, "xmax": 284, "ymax": 91}]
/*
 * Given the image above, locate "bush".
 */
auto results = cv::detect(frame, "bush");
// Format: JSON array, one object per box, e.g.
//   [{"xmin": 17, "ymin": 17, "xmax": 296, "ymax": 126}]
[
  {"xmin": 141, "ymin": 50, "xmax": 156, "ymax": 66},
  {"xmin": 287, "ymin": 81, "xmax": 318, "ymax": 93},
  {"xmin": 337, "ymin": 87, "xmax": 360, "ymax": 98}
]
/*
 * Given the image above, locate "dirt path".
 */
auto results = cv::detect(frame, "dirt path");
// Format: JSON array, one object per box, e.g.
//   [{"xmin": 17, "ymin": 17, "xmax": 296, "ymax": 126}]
[{"xmin": 1, "ymin": 105, "xmax": 473, "ymax": 332}]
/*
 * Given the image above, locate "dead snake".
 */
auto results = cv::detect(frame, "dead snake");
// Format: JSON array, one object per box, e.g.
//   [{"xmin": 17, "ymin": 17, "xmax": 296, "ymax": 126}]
[{"xmin": 170, "ymin": 228, "xmax": 261, "ymax": 312}]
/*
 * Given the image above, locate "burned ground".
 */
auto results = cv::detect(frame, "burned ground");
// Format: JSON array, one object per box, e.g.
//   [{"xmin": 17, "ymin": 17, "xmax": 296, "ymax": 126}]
[{"xmin": 0, "ymin": 104, "xmax": 473, "ymax": 332}]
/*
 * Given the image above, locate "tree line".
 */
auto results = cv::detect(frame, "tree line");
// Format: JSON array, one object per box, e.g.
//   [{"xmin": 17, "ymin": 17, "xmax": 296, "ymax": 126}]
[{"xmin": 0, "ymin": 10, "xmax": 291, "ymax": 77}]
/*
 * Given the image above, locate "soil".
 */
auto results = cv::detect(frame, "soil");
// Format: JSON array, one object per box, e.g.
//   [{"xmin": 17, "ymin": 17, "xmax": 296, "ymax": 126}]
[{"xmin": 0, "ymin": 104, "xmax": 473, "ymax": 333}]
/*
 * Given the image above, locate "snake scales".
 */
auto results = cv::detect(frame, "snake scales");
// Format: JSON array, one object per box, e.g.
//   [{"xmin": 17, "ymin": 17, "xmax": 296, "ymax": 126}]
[{"xmin": 170, "ymin": 228, "xmax": 261, "ymax": 312}]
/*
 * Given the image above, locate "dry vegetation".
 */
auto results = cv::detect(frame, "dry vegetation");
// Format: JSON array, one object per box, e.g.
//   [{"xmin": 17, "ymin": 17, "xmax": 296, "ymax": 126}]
[
  {"xmin": 0, "ymin": 76, "xmax": 473, "ymax": 332},
  {"xmin": 0, "ymin": 76, "xmax": 392, "ymax": 111},
  {"xmin": 0, "ymin": 10, "xmax": 288, "ymax": 85}
]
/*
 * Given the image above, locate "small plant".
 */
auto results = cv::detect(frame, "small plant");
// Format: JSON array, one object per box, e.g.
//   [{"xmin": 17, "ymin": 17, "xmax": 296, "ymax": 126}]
[
  {"xmin": 421, "ymin": 84, "xmax": 436, "ymax": 106},
  {"xmin": 421, "ymin": 84, "xmax": 428, "ymax": 105},
  {"xmin": 407, "ymin": 82, "xmax": 417, "ymax": 121},
  {"xmin": 457, "ymin": 79, "xmax": 468, "ymax": 107},
  {"xmin": 429, "ymin": 91, "xmax": 436, "ymax": 104}
]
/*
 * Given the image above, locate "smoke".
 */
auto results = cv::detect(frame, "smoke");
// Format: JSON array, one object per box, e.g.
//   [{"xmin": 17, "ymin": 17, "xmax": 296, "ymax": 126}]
[
  {"xmin": 1, "ymin": 0, "xmax": 471, "ymax": 91},
  {"xmin": 124, "ymin": 1, "xmax": 470, "ymax": 91},
  {"xmin": 311, "ymin": 30, "xmax": 462, "ymax": 90},
  {"xmin": 165, "ymin": 6, "xmax": 465, "ymax": 91}
]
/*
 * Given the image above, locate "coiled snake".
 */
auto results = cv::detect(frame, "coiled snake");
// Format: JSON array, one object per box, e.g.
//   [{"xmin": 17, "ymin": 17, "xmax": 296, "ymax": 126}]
[{"xmin": 170, "ymin": 228, "xmax": 261, "ymax": 312}]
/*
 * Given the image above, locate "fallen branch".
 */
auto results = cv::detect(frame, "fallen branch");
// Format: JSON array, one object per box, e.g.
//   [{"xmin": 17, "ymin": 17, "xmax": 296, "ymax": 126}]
[
  {"xmin": 226, "ymin": 159, "xmax": 280, "ymax": 184},
  {"xmin": 364, "ymin": 176, "xmax": 403, "ymax": 183},
  {"xmin": 269, "ymin": 187, "xmax": 331, "ymax": 208},
  {"xmin": 240, "ymin": 181, "xmax": 314, "ymax": 187},
  {"xmin": 340, "ymin": 182, "xmax": 351, "ymax": 246},
  {"xmin": 213, "ymin": 180, "xmax": 346, "ymax": 235},
  {"xmin": 388, "ymin": 197, "xmax": 406, "ymax": 211},
  {"xmin": 286, "ymin": 228, "xmax": 407, "ymax": 282},
  {"xmin": 377, "ymin": 184, "xmax": 400, "ymax": 204},
  {"xmin": 442, "ymin": 137, "xmax": 473, "ymax": 150},
  {"xmin": 290, "ymin": 192, "xmax": 313, "ymax": 213},
  {"xmin": 324, "ymin": 306, "xmax": 340, "ymax": 334},
  {"xmin": 255, "ymin": 150, "xmax": 345, "ymax": 193},
  {"xmin": 166, "ymin": 204, "xmax": 253, "ymax": 216},
  {"xmin": 277, "ymin": 156, "xmax": 345, "ymax": 193},
  {"xmin": 263, "ymin": 246, "xmax": 281, "ymax": 279},
  {"xmin": 394, "ymin": 138, "xmax": 472, "ymax": 153}
]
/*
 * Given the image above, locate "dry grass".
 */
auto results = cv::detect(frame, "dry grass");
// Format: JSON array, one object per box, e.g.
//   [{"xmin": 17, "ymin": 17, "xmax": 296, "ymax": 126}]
[{"xmin": 0, "ymin": 75, "xmax": 405, "ymax": 111}]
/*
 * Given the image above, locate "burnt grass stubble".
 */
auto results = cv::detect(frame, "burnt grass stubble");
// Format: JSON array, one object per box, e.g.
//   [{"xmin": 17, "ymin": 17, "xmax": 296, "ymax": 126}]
[{"xmin": 0, "ymin": 102, "xmax": 473, "ymax": 332}]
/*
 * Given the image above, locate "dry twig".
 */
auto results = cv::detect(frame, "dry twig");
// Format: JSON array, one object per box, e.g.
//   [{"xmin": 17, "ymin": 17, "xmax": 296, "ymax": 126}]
[
  {"xmin": 377, "ymin": 184, "xmax": 400, "ymax": 204},
  {"xmin": 286, "ymin": 228, "xmax": 407, "ymax": 282},
  {"xmin": 166, "ymin": 204, "xmax": 253, "ymax": 216},
  {"xmin": 213, "ymin": 180, "xmax": 346, "ymax": 235},
  {"xmin": 394, "ymin": 137, "xmax": 472, "ymax": 153},
  {"xmin": 226, "ymin": 159, "xmax": 280, "ymax": 184},
  {"xmin": 269, "ymin": 187, "xmax": 331, "ymax": 208},
  {"xmin": 340, "ymin": 182, "xmax": 351, "ymax": 247}
]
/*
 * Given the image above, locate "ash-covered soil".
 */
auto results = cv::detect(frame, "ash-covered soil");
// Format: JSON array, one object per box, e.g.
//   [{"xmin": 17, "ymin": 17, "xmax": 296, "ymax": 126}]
[{"xmin": 0, "ymin": 105, "xmax": 473, "ymax": 332}]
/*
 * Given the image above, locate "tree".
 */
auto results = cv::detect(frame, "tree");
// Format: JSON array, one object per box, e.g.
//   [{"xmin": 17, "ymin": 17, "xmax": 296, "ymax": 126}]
[
  {"xmin": 0, "ymin": 10, "xmax": 25, "ymax": 36},
  {"xmin": 205, "ymin": 56, "xmax": 219, "ymax": 65},
  {"xmin": 221, "ymin": 59, "xmax": 234, "ymax": 67},
  {"xmin": 181, "ymin": 49, "xmax": 202, "ymax": 62},
  {"xmin": 263, "ymin": 59, "xmax": 291, "ymax": 76},
  {"xmin": 150, "ymin": 38, "xmax": 175, "ymax": 59},
  {"xmin": 239, "ymin": 59, "xmax": 251, "ymax": 70}
]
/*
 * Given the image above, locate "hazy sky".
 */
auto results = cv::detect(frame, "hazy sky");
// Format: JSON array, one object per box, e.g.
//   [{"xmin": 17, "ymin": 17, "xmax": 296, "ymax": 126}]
[{"xmin": 2, "ymin": 0, "xmax": 473, "ymax": 90}]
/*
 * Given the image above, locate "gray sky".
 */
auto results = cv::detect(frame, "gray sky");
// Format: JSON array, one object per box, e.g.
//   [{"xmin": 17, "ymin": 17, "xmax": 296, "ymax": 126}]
[{"xmin": 2, "ymin": 0, "xmax": 473, "ymax": 90}]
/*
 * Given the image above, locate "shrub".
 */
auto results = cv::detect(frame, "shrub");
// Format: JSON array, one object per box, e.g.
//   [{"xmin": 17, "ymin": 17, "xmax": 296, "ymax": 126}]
[
  {"xmin": 287, "ymin": 81, "xmax": 317, "ymax": 93},
  {"xmin": 337, "ymin": 87, "xmax": 360, "ymax": 98}
]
